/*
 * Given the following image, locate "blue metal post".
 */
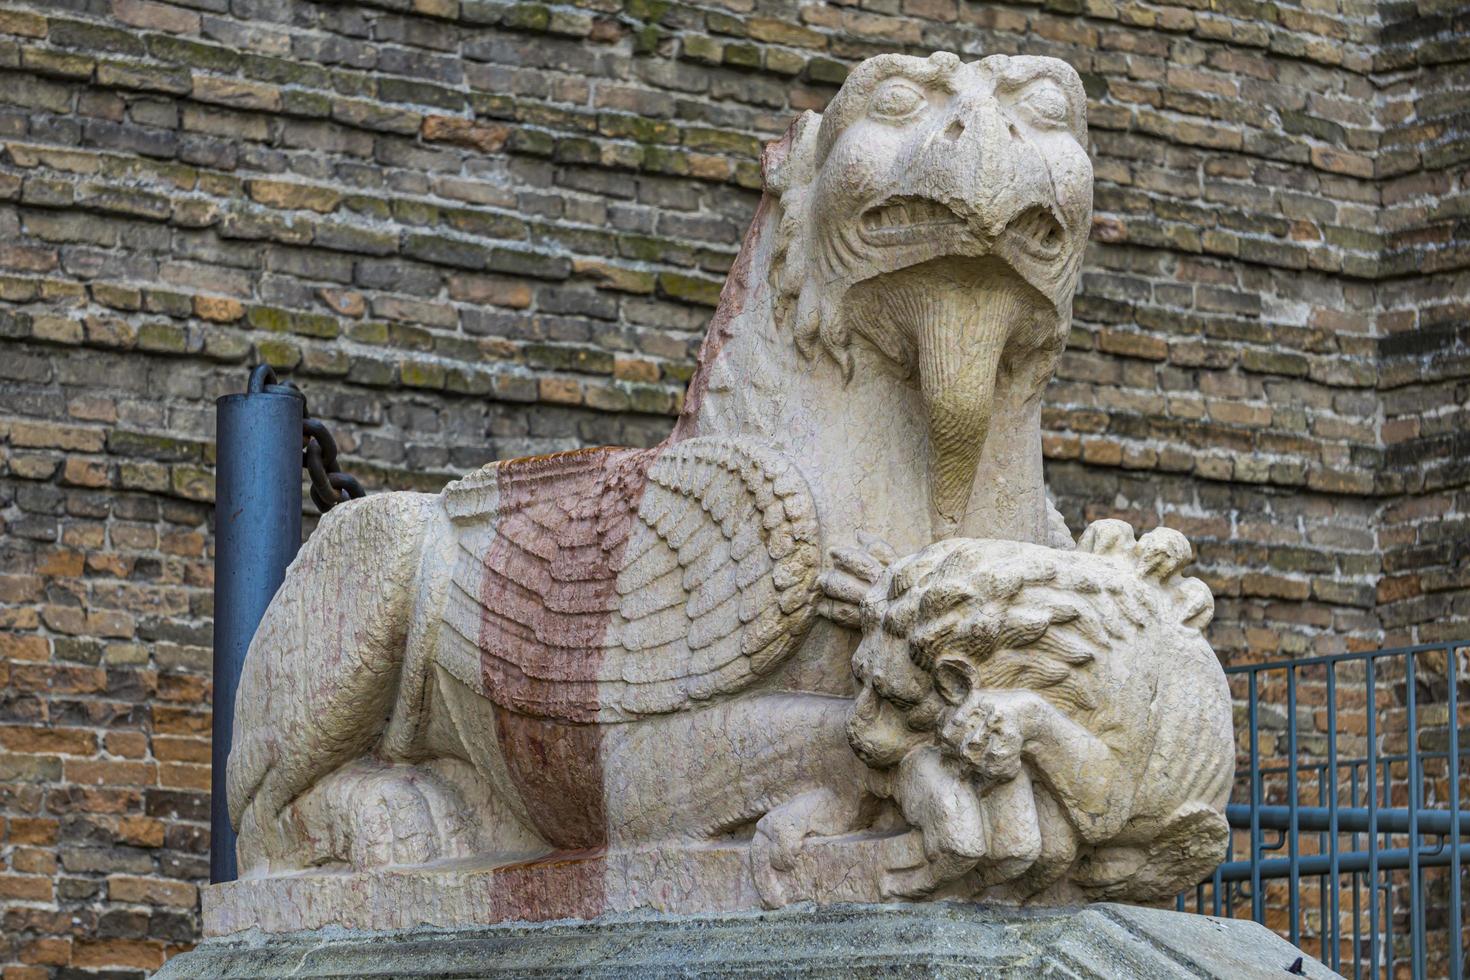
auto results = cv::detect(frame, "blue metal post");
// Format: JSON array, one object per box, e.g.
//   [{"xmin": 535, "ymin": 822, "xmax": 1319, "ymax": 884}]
[{"xmin": 211, "ymin": 367, "xmax": 303, "ymax": 884}]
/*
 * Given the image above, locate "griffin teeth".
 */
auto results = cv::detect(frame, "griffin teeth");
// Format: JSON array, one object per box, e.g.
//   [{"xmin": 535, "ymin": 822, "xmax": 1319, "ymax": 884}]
[{"xmin": 860, "ymin": 197, "xmax": 965, "ymax": 242}]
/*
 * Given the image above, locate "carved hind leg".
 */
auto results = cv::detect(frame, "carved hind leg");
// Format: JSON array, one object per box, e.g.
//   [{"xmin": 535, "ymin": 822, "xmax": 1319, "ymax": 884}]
[
  {"xmin": 228, "ymin": 491, "xmax": 445, "ymax": 877},
  {"xmin": 601, "ymin": 692, "xmax": 879, "ymax": 907},
  {"xmin": 272, "ymin": 756, "xmax": 487, "ymax": 871}
]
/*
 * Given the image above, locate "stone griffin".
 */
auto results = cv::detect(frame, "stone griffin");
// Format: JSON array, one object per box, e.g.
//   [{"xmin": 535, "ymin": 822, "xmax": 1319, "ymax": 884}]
[{"xmin": 225, "ymin": 51, "xmax": 1233, "ymax": 914}]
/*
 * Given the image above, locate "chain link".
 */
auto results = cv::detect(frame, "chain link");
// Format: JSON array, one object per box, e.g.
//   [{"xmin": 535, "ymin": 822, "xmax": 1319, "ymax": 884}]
[
  {"xmin": 245, "ymin": 365, "xmax": 365, "ymax": 514},
  {"xmin": 302, "ymin": 417, "xmax": 364, "ymax": 513}
]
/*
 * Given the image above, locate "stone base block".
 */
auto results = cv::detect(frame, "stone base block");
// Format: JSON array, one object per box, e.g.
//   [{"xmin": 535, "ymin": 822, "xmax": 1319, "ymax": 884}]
[{"xmin": 156, "ymin": 901, "xmax": 1340, "ymax": 979}]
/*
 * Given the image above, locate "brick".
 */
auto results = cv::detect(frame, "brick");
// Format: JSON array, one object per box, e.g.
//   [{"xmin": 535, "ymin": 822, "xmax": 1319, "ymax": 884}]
[
  {"xmin": 104, "ymin": 730, "xmax": 148, "ymax": 757},
  {"xmin": 246, "ymin": 179, "xmax": 342, "ymax": 213},
  {"xmin": 447, "ymin": 273, "xmax": 533, "ymax": 308},
  {"xmin": 72, "ymin": 938, "xmax": 165, "ymax": 970},
  {"xmin": 747, "ymin": 17, "xmax": 826, "ymax": 48},
  {"xmin": 0, "ymin": 10, "xmax": 47, "ymax": 37},
  {"xmin": 10, "ymin": 421, "xmax": 106, "ymax": 452},
  {"xmin": 116, "ymin": 815, "xmax": 165, "ymax": 848},
  {"xmin": 107, "ymin": 874, "xmax": 198, "ymax": 907},
  {"xmin": 1098, "ymin": 330, "xmax": 1168, "ymax": 361},
  {"xmin": 421, "ymin": 115, "xmax": 511, "ymax": 153},
  {"xmin": 539, "ymin": 376, "xmax": 583, "ymax": 404},
  {"xmin": 657, "ymin": 272, "xmax": 722, "ymax": 306},
  {"xmin": 18, "ymin": 937, "xmax": 69, "ymax": 965},
  {"xmin": 64, "ymin": 759, "xmax": 157, "ymax": 787},
  {"xmin": 0, "ymin": 874, "xmax": 53, "ymax": 901},
  {"xmin": 194, "ymin": 294, "xmax": 245, "ymax": 321},
  {"xmin": 50, "ymin": 19, "xmax": 146, "ymax": 56},
  {"xmin": 113, "ymin": 0, "xmax": 202, "ymax": 33},
  {"xmin": 191, "ymin": 75, "xmax": 281, "ymax": 111},
  {"xmin": 0, "ymin": 726, "xmax": 97, "ymax": 755},
  {"xmin": 97, "ymin": 58, "xmax": 192, "ymax": 94},
  {"xmin": 7, "ymin": 817, "xmax": 60, "ymax": 845},
  {"xmin": 23, "ymin": 47, "xmax": 96, "ymax": 80}
]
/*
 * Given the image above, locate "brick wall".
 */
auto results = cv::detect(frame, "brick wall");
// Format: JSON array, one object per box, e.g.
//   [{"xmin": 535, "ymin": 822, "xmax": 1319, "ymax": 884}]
[{"xmin": 0, "ymin": 0, "xmax": 1464, "ymax": 974}]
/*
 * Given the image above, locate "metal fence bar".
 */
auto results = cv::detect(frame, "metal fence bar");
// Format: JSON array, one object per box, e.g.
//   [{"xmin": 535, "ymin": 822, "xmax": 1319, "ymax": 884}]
[
  {"xmin": 1213, "ymin": 843, "xmax": 1470, "ymax": 881},
  {"xmin": 1226, "ymin": 804, "xmax": 1465, "ymax": 836},
  {"xmin": 1406, "ymin": 652, "xmax": 1423, "ymax": 979},
  {"xmin": 1250, "ymin": 669, "xmax": 1264, "ymax": 923},
  {"xmin": 1327, "ymin": 661, "xmax": 1341, "ymax": 974},
  {"xmin": 1351, "ymin": 760, "xmax": 1363, "ymax": 980},
  {"xmin": 1383, "ymin": 875, "xmax": 1394, "ymax": 980},
  {"xmin": 1287, "ymin": 664, "xmax": 1301, "ymax": 947},
  {"xmin": 1449, "ymin": 646, "xmax": 1463, "ymax": 980},
  {"xmin": 1367, "ymin": 659, "xmax": 1380, "ymax": 978}
]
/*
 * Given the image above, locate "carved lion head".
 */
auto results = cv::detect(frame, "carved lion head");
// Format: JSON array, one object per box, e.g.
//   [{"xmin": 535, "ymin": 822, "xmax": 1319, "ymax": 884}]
[
  {"xmin": 845, "ymin": 523, "xmax": 1215, "ymax": 777},
  {"xmin": 767, "ymin": 52, "xmax": 1093, "ymax": 524}
]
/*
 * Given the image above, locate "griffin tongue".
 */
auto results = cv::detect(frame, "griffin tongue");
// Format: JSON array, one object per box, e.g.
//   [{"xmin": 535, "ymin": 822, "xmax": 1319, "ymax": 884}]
[{"xmin": 916, "ymin": 282, "xmax": 1024, "ymax": 530}]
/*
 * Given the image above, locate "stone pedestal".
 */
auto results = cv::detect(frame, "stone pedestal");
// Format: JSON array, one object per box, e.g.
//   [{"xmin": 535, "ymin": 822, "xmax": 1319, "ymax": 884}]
[{"xmin": 156, "ymin": 900, "xmax": 1339, "ymax": 979}]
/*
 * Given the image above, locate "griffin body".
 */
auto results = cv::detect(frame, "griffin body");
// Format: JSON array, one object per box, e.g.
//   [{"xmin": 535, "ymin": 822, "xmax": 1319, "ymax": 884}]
[{"xmin": 227, "ymin": 52, "xmax": 1102, "ymax": 905}]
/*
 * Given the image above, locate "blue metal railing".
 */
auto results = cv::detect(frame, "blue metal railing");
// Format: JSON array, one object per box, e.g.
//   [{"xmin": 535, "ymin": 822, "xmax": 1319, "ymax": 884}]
[{"xmin": 1179, "ymin": 642, "xmax": 1468, "ymax": 979}]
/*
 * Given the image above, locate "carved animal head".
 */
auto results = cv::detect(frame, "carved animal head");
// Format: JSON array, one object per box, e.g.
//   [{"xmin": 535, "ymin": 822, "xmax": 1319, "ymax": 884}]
[
  {"xmin": 767, "ymin": 52, "xmax": 1093, "ymax": 525},
  {"xmin": 847, "ymin": 522, "xmax": 1214, "ymax": 774},
  {"xmin": 845, "ymin": 539, "xmax": 966, "ymax": 768}
]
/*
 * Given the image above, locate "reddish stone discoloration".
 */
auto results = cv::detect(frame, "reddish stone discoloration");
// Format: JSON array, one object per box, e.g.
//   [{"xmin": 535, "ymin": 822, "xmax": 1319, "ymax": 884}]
[
  {"xmin": 476, "ymin": 447, "xmax": 658, "ymax": 723},
  {"xmin": 487, "ymin": 847, "xmax": 610, "ymax": 922},
  {"xmin": 669, "ymin": 121, "xmax": 792, "ymax": 443},
  {"xmin": 477, "ymin": 446, "xmax": 659, "ymax": 867},
  {"xmin": 492, "ymin": 712, "xmax": 608, "ymax": 851}
]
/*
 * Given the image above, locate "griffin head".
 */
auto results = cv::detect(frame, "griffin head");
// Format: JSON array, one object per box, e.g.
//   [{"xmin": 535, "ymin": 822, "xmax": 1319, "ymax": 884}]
[{"xmin": 768, "ymin": 52, "xmax": 1093, "ymax": 528}]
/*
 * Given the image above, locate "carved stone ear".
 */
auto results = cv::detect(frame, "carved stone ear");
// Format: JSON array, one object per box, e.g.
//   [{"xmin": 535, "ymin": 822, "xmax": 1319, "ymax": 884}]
[
  {"xmin": 931, "ymin": 657, "xmax": 973, "ymax": 705},
  {"xmin": 765, "ymin": 110, "xmax": 821, "ymax": 195},
  {"xmin": 1135, "ymin": 527, "xmax": 1192, "ymax": 581},
  {"xmin": 1175, "ymin": 577, "xmax": 1215, "ymax": 631},
  {"xmin": 1076, "ymin": 519, "xmax": 1137, "ymax": 558}
]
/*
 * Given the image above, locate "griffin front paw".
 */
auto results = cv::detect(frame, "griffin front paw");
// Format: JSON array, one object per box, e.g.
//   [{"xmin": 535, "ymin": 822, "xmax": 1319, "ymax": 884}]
[
  {"xmin": 818, "ymin": 531, "xmax": 897, "ymax": 629},
  {"xmin": 935, "ymin": 683, "xmax": 1042, "ymax": 783}
]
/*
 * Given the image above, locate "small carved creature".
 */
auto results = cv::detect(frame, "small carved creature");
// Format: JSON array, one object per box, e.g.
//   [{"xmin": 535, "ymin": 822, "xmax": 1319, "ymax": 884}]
[{"xmin": 826, "ymin": 520, "xmax": 1235, "ymax": 904}]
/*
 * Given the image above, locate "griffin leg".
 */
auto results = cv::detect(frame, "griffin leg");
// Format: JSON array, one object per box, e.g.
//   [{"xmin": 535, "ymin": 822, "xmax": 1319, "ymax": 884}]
[{"xmin": 228, "ymin": 492, "xmax": 440, "ymax": 877}]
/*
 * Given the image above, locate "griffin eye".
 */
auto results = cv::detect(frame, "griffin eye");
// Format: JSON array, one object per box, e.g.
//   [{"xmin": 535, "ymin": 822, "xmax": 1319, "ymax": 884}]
[
  {"xmin": 869, "ymin": 79, "xmax": 926, "ymax": 122},
  {"xmin": 1013, "ymin": 79, "xmax": 1069, "ymax": 128}
]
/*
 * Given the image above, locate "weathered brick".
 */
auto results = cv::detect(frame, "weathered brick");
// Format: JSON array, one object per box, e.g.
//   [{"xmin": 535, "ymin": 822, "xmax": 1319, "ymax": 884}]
[
  {"xmin": 191, "ymin": 75, "xmax": 281, "ymax": 112},
  {"xmin": 72, "ymin": 937, "xmax": 166, "ymax": 970},
  {"xmin": 421, "ymin": 115, "xmax": 511, "ymax": 153},
  {"xmin": 246, "ymin": 179, "xmax": 342, "ymax": 213}
]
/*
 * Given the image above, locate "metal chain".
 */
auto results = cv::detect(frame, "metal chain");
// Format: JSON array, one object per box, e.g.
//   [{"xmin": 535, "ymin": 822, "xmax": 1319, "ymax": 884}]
[
  {"xmin": 302, "ymin": 417, "xmax": 364, "ymax": 513},
  {"xmin": 247, "ymin": 365, "xmax": 365, "ymax": 514}
]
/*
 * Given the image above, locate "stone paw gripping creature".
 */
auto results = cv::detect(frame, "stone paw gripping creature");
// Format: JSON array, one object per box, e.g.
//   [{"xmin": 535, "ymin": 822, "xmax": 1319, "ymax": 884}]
[{"xmin": 822, "ymin": 520, "xmax": 1235, "ymax": 904}]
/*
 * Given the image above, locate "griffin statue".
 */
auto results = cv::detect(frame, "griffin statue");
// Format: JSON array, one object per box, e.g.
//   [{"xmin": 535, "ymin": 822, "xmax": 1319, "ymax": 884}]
[{"xmin": 224, "ymin": 51, "xmax": 1234, "ymax": 918}]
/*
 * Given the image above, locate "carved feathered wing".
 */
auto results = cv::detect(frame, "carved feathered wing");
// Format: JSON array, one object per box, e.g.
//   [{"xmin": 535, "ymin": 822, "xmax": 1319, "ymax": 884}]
[{"xmin": 441, "ymin": 438, "xmax": 821, "ymax": 724}]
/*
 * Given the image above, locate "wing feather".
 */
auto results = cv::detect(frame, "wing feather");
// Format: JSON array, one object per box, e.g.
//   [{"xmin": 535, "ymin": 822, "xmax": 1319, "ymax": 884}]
[{"xmin": 443, "ymin": 439, "xmax": 819, "ymax": 724}]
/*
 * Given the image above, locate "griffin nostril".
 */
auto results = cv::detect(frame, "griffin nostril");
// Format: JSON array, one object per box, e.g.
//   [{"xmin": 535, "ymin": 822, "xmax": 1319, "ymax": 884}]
[{"xmin": 945, "ymin": 120, "xmax": 964, "ymax": 141}]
